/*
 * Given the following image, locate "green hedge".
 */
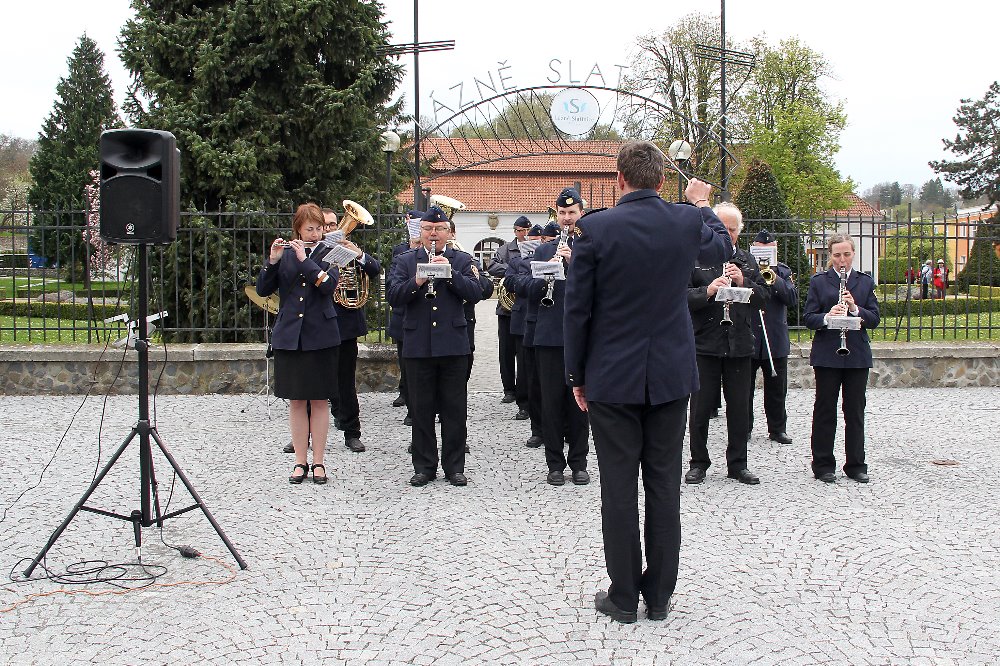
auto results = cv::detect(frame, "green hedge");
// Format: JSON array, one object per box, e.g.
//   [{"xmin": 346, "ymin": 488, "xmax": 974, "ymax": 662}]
[
  {"xmin": 878, "ymin": 297, "xmax": 1000, "ymax": 318},
  {"xmin": 968, "ymin": 285, "xmax": 1000, "ymax": 299},
  {"xmin": 0, "ymin": 300, "xmax": 124, "ymax": 320}
]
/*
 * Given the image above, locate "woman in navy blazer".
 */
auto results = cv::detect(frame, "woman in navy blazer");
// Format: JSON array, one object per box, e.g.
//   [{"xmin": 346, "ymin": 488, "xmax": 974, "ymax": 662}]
[
  {"xmin": 803, "ymin": 234, "xmax": 879, "ymax": 484},
  {"xmin": 257, "ymin": 203, "xmax": 341, "ymax": 485}
]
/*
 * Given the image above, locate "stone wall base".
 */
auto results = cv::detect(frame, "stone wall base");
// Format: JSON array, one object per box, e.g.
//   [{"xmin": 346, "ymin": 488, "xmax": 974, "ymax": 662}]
[{"xmin": 1, "ymin": 342, "xmax": 998, "ymax": 395}]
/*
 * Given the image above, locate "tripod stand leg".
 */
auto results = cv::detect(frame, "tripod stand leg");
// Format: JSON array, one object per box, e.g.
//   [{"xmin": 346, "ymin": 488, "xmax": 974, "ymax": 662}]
[
  {"xmin": 149, "ymin": 429, "xmax": 248, "ymax": 569},
  {"xmin": 24, "ymin": 428, "xmax": 141, "ymax": 578}
]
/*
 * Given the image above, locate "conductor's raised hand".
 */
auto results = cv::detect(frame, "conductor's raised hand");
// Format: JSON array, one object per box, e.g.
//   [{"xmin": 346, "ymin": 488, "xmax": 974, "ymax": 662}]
[{"xmin": 684, "ymin": 178, "xmax": 712, "ymax": 206}]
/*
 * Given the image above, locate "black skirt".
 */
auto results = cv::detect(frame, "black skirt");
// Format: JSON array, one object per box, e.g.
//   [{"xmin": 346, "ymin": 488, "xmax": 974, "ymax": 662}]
[{"xmin": 273, "ymin": 348, "xmax": 338, "ymax": 400}]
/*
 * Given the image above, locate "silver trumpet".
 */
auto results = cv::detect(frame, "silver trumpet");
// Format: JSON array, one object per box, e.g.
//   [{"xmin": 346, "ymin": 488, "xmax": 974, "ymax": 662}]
[
  {"xmin": 836, "ymin": 267, "xmax": 850, "ymax": 356},
  {"xmin": 425, "ymin": 240, "xmax": 438, "ymax": 300},
  {"xmin": 540, "ymin": 227, "xmax": 569, "ymax": 308},
  {"xmin": 719, "ymin": 262, "xmax": 735, "ymax": 326}
]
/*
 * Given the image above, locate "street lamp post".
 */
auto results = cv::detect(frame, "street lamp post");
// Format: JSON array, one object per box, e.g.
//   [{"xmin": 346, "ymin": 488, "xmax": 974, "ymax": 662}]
[
  {"xmin": 380, "ymin": 129, "xmax": 400, "ymax": 200},
  {"xmin": 666, "ymin": 139, "xmax": 692, "ymax": 202}
]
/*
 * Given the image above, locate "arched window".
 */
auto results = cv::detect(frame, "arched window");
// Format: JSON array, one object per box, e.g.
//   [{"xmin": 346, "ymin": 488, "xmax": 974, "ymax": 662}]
[{"xmin": 474, "ymin": 237, "xmax": 506, "ymax": 268}]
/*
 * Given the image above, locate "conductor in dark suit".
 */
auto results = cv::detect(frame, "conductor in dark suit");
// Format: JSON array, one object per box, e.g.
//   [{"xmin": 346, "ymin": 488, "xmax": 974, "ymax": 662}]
[
  {"xmin": 387, "ymin": 207, "xmax": 484, "ymax": 487},
  {"xmin": 564, "ymin": 141, "xmax": 732, "ymax": 624}
]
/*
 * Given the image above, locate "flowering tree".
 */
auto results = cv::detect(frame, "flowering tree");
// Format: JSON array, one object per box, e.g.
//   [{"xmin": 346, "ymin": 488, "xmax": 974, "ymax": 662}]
[{"xmin": 81, "ymin": 170, "xmax": 117, "ymax": 279}]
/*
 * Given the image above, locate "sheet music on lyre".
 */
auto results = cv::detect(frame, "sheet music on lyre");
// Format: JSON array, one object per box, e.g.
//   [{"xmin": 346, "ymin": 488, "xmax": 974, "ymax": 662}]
[{"xmin": 318, "ymin": 243, "xmax": 360, "ymax": 268}]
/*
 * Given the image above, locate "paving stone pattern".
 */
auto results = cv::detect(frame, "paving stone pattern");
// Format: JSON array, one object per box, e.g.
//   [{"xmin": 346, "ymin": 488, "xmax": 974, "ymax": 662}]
[{"xmin": 0, "ymin": 386, "xmax": 998, "ymax": 665}]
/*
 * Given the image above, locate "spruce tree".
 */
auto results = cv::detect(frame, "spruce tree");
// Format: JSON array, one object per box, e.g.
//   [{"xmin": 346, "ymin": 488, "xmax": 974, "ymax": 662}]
[
  {"xmin": 28, "ymin": 35, "xmax": 120, "ymax": 269},
  {"xmin": 119, "ymin": 0, "xmax": 402, "ymax": 210},
  {"xmin": 957, "ymin": 215, "xmax": 1000, "ymax": 291},
  {"xmin": 734, "ymin": 158, "xmax": 811, "ymax": 326}
]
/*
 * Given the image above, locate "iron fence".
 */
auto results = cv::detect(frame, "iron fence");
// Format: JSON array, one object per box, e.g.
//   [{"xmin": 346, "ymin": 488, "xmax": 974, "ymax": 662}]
[{"xmin": 1, "ymin": 207, "xmax": 998, "ymax": 343}]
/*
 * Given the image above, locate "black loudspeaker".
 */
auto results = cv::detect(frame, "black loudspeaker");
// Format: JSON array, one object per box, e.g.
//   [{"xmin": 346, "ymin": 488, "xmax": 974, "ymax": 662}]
[{"xmin": 99, "ymin": 129, "xmax": 180, "ymax": 244}]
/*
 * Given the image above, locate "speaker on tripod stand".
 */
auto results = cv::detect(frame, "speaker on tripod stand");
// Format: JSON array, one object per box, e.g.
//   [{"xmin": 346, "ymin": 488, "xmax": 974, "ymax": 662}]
[{"xmin": 24, "ymin": 129, "xmax": 246, "ymax": 577}]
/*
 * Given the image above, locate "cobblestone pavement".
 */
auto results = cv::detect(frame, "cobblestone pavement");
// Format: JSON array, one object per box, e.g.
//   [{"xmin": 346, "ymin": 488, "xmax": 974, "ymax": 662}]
[{"xmin": 1, "ymin": 381, "xmax": 999, "ymax": 663}]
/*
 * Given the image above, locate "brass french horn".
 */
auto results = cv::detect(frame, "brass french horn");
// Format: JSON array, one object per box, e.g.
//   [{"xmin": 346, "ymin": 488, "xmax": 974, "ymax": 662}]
[
  {"xmin": 334, "ymin": 200, "xmax": 375, "ymax": 309},
  {"xmin": 430, "ymin": 194, "xmax": 466, "ymax": 220}
]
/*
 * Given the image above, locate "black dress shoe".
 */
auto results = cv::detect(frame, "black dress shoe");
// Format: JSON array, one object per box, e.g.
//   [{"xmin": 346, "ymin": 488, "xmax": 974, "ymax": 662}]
[
  {"xmin": 547, "ymin": 470, "xmax": 565, "ymax": 486},
  {"xmin": 392, "ymin": 395, "xmax": 406, "ymax": 407},
  {"xmin": 525, "ymin": 435, "xmax": 543, "ymax": 448},
  {"xmin": 594, "ymin": 590, "xmax": 637, "ymax": 624},
  {"xmin": 848, "ymin": 471, "xmax": 870, "ymax": 483},
  {"xmin": 727, "ymin": 468, "xmax": 760, "ymax": 485},
  {"xmin": 345, "ymin": 438, "xmax": 365, "ymax": 453},
  {"xmin": 817, "ymin": 472, "xmax": 837, "ymax": 483},
  {"xmin": 645, "ymin": 603, "xmax": 669, "ymax": 621},
  {"xmin": 409, "ymin": 472, "xmax": 435, "ymax": 486},
  {"xmin": 513, "ymin": 408, "xmax": 529, "ymax": 420},
  {"xmin": 684, "ymin": 467, "xmax": 706, "ymax": 484},
  {"xmin": 446, "ymin": 472, "xmax": 468, "ymax": 486},
  {"xmin": 572, "ymin": 470, "xmax": 590, "ymax": 485},
  {"xmin": 403, "ymin": 415, "xmax": 412, "ymax": 426},
  {"xmin": 501, "ymin": 392, "xmax": 516, "ymax": 403},
  {"xmin": 769, "ymin": 431, "xmax": 793, "ymax": 444},
  {"xmin": 282, "ymin": 441, "xmax": 294, "ymax": 454}
]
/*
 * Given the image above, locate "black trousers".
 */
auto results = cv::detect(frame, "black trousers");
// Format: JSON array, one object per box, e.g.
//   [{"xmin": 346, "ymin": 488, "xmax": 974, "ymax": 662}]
[
  {"xmin": 590, "ymin": 396, "xmax": 688, "ymax": 613},
  {"xmin": 689, "ymin": 354, "xmax": 752, "ymax": 473},
  {"xmin": 497, "ymin": 314, "xmax": 516, "ymax": 393},
  {"xmin": 513, "ymin": 336, "xmax": 542, "ymax": 437},
  {"xmin": 395, "ymin": 338, "xmax": 411, "ymax": 418},
  {"xmin": 405, "ymin": 355, "xmax": 469, "ymax": 477},
  {"xmin": 749, "ymin": 355, "xmax": 789, "ymax": 436},
  {"xmin": 535, "ymin": 346, "xmax": 589, "ymax": 472},
  {"xmin": 810, "ymin": 366, "xmax": 868, "ymax": 477},
  {"xmin": 329, "ymin": 337, "xmax": 361, "ymax": 440}
]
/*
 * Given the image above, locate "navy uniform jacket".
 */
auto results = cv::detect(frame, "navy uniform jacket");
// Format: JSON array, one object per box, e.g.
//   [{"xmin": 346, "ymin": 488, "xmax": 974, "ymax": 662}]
[
  {"xmin": 506, "ymin": 256, "xmax": 539, "ymax": 346},
  {"xmin": 688, "ymin": 246, "xmax": 770, "ymax": 358},
  {"xmin": 506, "ymin": 255, "xmax": 529, "ymax": 337},
  {"xmin": 803, "ymin": 268, "xmax": 880, "ymax": 368},
  {"xmin": 387, "ymin": 246, "xmax": 484, "ymax": 358},
  {"xmin": 333, "ymin": 253, "xmax": 382, "ymax": 341},
  {"xmin": 563, "ymin": 189, "xmax": 732, "ymax": 405},
  {"xmin": 386, "ymin": 241, "xmax": 412, "ymax": 341},
  {"xmin": 751, "ymin": 262, "xmax": 797, "ymax": 360},
  {"xmin": 488, "ymin": 238, "xmax": 521, "ymax": 316},
  {"xmin": 257, "ymin": 247, "xmax": 341, "ymax": 351},
  {"xmin": 523, "ymin": 237, "xmax": 577, "ymax": 348},
  {"xmin": 464, "ymin": 256, "xmax": 495, "ymax": 351}
]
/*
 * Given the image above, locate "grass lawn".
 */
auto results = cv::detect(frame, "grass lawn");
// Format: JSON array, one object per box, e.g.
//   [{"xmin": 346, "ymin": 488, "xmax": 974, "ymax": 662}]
[
  {"xmin": 0, "ymin": 316, "xmax": 129, "ymax": 343},
  {"xmin": 0, "ymin": 277, "xmax": 127, "ymax": 299}
]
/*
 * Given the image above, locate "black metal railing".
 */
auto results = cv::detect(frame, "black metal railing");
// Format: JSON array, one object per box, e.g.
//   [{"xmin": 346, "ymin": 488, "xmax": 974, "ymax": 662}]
[{"xmin": 1, "ymin": 206, "xmax": 997, "ymax": 343}]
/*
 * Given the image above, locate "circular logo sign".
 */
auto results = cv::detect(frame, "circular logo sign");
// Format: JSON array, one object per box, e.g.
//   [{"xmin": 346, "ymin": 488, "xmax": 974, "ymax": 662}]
[{"xmin": 550, "ymin": 88, "xmax": 600, "ymax": 136}]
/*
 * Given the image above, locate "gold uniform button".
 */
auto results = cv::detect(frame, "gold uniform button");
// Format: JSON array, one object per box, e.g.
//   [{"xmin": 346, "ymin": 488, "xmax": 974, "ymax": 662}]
[
  {"xmin": 432, "ymin": 322, "xmax": 437, "ymax": 327},
  {"xmin": 432, "ymin": 306, "xmax": 438, "ymax": 311},
  {"xmin": 299, "ymin": 297, "xmax": 304, "ymax": 302},
  {"xmin": 301, "ymin": 282, "xmax": 306, "ymax": 287},
  {"xmin": 298, "ymin": 313, "xmax": 304, "ymax": 318}
]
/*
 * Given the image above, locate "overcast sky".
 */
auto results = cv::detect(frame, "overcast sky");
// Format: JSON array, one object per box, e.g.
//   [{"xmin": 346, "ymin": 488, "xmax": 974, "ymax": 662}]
[{"xmin": 2, "ymin": 0, "xmax": 996, "ymax": 192}]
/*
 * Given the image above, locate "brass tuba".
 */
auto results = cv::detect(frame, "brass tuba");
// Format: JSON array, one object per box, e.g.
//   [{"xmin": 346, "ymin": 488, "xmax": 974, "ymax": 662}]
[
  {"xmin": 757, "ymin": 258, "xmax": 777, "ymax": 286},
  {"xmin": 334, "ymin": 200, "xmax": 375, "ymax": 309},
  {"xmin": 430, "ymin": 194, "xmax": 466, "ymax": 220},
  {"xmin": 497, "ymin": 281, "xmax": 515, "ymax": 312}
]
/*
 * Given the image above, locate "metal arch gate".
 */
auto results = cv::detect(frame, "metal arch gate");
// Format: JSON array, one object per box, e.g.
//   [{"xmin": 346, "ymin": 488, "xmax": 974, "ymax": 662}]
[{"xmin": 400, "ymin": 84, "xmax": 740, "ymax": 205}]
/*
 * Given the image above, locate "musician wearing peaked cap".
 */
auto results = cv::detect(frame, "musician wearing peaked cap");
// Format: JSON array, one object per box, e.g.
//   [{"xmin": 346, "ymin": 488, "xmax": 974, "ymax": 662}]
[
  {"xmin": 520, "ymin": 187, "xmax": 590, "ymax": 488},
  {"xmin": 505, "ymin": 228, "xmax": 544, "ymax": 445},
  {"xmin": 488, "ymin": 215, "xmax": 532, "ymax": 404},
  {"xmin": 803, "ymin": 234, "xmax": 879, "ymax": 485},
  {"xmin": 747, "ymin": 229, "xmax": 797, "ymax": 447},
  {"xmin": 387, "ymin": 206, "xmax": 484, "ymax": 488},
  {"xmin": 563, "ymin": 141, "xmax": 732, "ymax": 623}
]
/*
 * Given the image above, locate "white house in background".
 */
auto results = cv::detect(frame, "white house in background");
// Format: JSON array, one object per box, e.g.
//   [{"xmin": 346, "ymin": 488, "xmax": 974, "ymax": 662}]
[{"xmin": 807, "ymin": 194, "xmax": 887, "ymax": 281}]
